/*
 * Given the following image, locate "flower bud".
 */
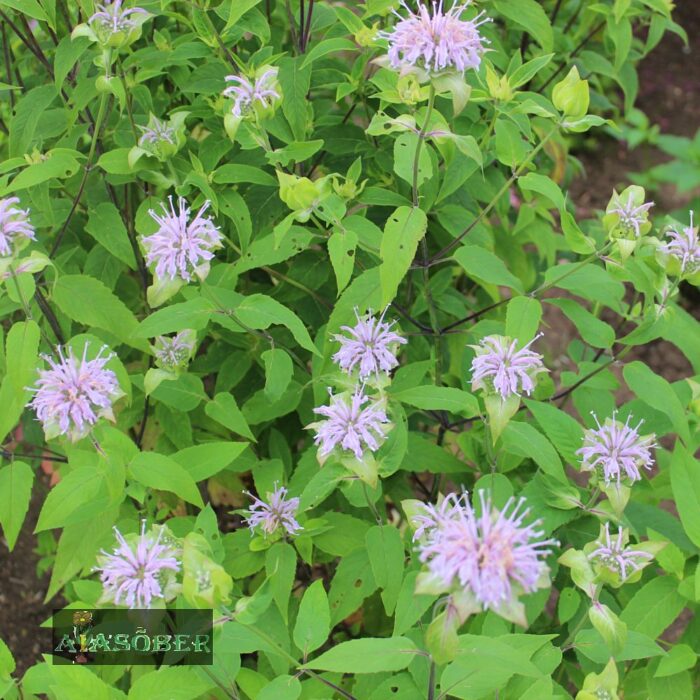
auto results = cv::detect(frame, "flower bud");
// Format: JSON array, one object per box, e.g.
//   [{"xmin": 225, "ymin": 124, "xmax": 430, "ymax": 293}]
[{"xmin": 552, "ymin": 67, "xmax": 589, "ymax": 119}]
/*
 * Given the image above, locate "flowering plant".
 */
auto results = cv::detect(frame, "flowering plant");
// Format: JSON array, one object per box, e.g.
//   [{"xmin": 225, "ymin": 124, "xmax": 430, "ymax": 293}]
[{"xmin": 0, "ymin": 1, "xmax": 697, "ymax": 698}]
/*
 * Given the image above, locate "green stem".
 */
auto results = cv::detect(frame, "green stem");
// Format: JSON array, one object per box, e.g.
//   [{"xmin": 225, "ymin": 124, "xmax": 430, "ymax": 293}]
[{"xmin": 412, "ymin": 86, "xmax": 436, "ymax": 208}]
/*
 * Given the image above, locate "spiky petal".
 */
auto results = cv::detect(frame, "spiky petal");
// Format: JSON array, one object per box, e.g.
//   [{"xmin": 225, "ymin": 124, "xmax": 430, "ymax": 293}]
[
  {"xmin": 28, "ymin": 345, "xmax": 123, "ymax": 442},
  {"xmin": 588, "ymin": 523, "xmax": 653, "ymax": 580},
  {"xmin": 142, "ymin": 196, "xmax": 222, "ymax": 282},
  {"xmin": 245, "ymin": 484, "xmax": 302, "ymax": 537},
  {"xmin": 138, "ymin": 116, "xmax": 176, "ymax": 146},
  {"xmin": 332, "ymin": 307, "xmax": 407, "ymax": 378},
  {"xmin": 153, "ymin": 330, "xmax": 196, "ymax": 370},
  {"xmin": 89, "ymin": 0, "xmax": 146, "ymax": 33},
  {"xmin": 577, "ymin": 412, "xmax": 656, "ymax": 485},
  {"xmin": 415, "ymin": 491, "xmax": 557, "ymax": 608},
  {"xmin": 312, "ymin": 387, "xmax": 390, "ymax": 460},
  {"xmin": 222, "ymin": 69, "xmax": 280, "ymax": 118},
  {"xmin": 608, "ymin": 190, "xmax": 654, "ymax": 239},
  {"xmin": 660, "ymin": 211, "xmax": 700, "ymax": 275},
  {"xmin": 0, "ymin": 197, "xmax": 36, "ymax": 257},
  {"xmin": 379, "ymin": 1, "xmax": 490, "ymax": 74},
  {"xmin": 470, "ymin": 334, "xmax": 547, "ymax": 400},
  {"xmin": 96, "ymin": 522, "xmax": 180, "ymax": 608}
]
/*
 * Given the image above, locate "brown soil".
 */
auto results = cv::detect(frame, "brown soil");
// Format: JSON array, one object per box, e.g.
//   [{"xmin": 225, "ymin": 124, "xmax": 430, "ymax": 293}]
[{"xmin": 1, "ymin": 3, "xmax": 699, "ymax": 682}]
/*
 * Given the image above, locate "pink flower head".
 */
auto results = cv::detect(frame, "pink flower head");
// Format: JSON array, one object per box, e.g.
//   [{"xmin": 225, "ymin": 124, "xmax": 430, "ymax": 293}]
[
  {"xmin": 379, "ymin": 1, "xmax": 490, "ymax": 74},
  {"xmin": 138, "ymin": 116, "xmax": 176, "ymax": 146},
  {"xmin": 415, "ymin": 491, "xmax": 557, "ymax": 608},
  {"xmin": 661, "ymin": 211, "xmax": 699, "ymax": 276},
  {"xmin": 0, "ymin": 197, "xmax": 36, "ymax": 257},
  {"xmin": 312, "ymin": 386, "xmax": 390, "ymax": 460},
  {"xmin": 332, "ymin": 307, "xmax": 407, "ymax": 379},
  {"xmin": 96, "ymin": 522, "xmax": 180, "ymax": 608},
  {"xmin": 244, "ymin": 484, "xmax": 302, "ymax": 537},
  {"xmin": 588, "ymin": 523, "xmax": 652, "ymax": 580},
  {"xmin": 28, "ymin": 345, "xmax": 123, "ymax": 442},
  {"xmin": 142, "ymin": 196, "xmax": 222, "ymax": 282},
  {"xmin": 89, "ymin": 0, "xmax": 146, "ymax": 33},
  {"xmin": 223, "ymin": 69, "xmax": 280, "ymax": 118},
  {"xmin": 608, "ymin": 190, "xmax": 654, "ymax": 239},
  {"xmin": 577, "ymin": 412, "xmax": 656, "ymax": 486},
  {"xmin": 470, "ymin": 334, "xmax": 547, "ymax": 400}
]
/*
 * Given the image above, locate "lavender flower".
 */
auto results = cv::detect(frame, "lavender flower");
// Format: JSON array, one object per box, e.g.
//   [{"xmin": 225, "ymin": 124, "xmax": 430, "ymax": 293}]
[
  {"xmin": 660, "ymin": 211, "xmax": 700, "ymax": 276},
  {"xmin": 223, "ymin": 68, "xmax": 280, "ymax": 118},
  {"xmin": 142, "ymin": 196, "xmax": 222, "ymax": 282},
  {"xmin": 332, "ymin": 307, "xmax": 407, "ymax": 379},
  {"xmin": 89, "ymin": 0, "xmax": 146, "ymax": 33},
  {"xmin": 244, "ymin": 484, "xmax": 302, "ymax": 538},
  {"xmin": 153, "ymin": 330, "xmax": 196, "ymax": 370},
  {"xmin": 0, "ymin": 197, "xmax": 36, "ymax": 257},
  {"xmin": 607, "ymin": 189, "xmax": 654, "ymax": 239},
  {"xmin": 379, "ymin": 1, "xmax": 490, "ymax": 74},
  {"xmin": 415, "ymin": 491, "xmax": 557, "ymax": 608},
  {"xmin": 28, "ymin": 345, "xmax": 123, "ymax": 442},
  {"xmin": 578, "ymin": 412, "xmax": 656, "ymax": 486},
  {"xmin": 312, "ymin": 387, "xmax": 390, "ymax": 460},
  {"xmin": 589, "ymin": 523, "xmax": 653, "ymax": 580},
  {"xmin": 138, "ymin": 116, "xmax": 176, "ymax": 146},
  {"xmin": 96, "ymin": 522, "xmax": 180, "ymax": 608},
  {"xmin": 470, "ymin": 334, "xmax": 547, "ymax": 400}
]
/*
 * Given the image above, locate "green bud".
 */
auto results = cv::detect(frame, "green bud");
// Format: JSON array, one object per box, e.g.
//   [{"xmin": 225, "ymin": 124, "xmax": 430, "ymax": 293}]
[{"xmin": 552, "ymin": 67, "xmax": 590, "ymax": 119}]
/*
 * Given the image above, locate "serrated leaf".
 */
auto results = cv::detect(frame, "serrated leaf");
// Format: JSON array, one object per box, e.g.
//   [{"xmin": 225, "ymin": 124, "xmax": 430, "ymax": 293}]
[
  {"xmin": 304, "ymin": 637, "xmax": 418, "ymax": 673},
  {"xmin": 128, "ymin": 452, "xmax": 204, "ymax": 507},
  {"xmin": 293, "ymin": 579, "xmax": 330, "ymax": 655},
  {"xmin": 454, "ymin": 244, "xmax": 524, "ymax": 293},
  {"xmin": 205, "ymin": 393, "xmax": 256, "ymax": 441}
]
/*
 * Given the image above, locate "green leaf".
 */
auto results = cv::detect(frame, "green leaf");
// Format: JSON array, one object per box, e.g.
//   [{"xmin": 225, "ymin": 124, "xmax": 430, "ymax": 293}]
[
  {"xmin": 327, "ymin": 547, "xmax": 377, "ymax": 623},
  {"xmin": 493, "ymin": 0, "xmax": 553, "ymax": 51},
  {"xmin": 258, "ymin": 676, "xmax": 301, "ymax": 700},
  {"xmin": 400, "ymin": 432, "xmax": 466, "ymax": 473},
  {"xmin": 454, "ymin": 244, "xmax": 524, "ymax": 293},
  {"xmin": 304, "ymin": 637, "xmax": 418, "ymax": 674},
  {"xmin": 623, "ymin": 361, "xmax": 689, "ymax": 442},
  {"xmin": 505, "ymin": 297, "xmax": 542, "ymax": 342},
  {"xmin": 85, "ymin": 202, "xmax": 137, "ymax": 270},
  {"xmin": 589, "ymin": 603, "xmax": 627, "ymax": 655},
  {"xmin": 48, "ymin": 665, "xmax": 112, "ymax": 700},
  {"xmin": 654, "ymin": 644, "xmax": 696, "ymax": 678},
  {"xmin": 301, "ymin": 38, "xmax": 358, "ymax": 69},
  {"xmin": 379, "ymin": 206, "xmax": 428, "ymax": 306},
  {"xmin": 670, "ymin": 444, "xmax": 700, "ymax": 549},
  {"xmin": 265, "ymin": 541, "xmax": 296, "ymax": 623},
  {"xmin": 620, "ymin": 576, "xmax": 685, "ymax": 638},
  {"xmin": 542, "ymin": 263, "xmax": 624, "ymax": 307},
  {"xmin": 53, "ymin": 275, "xmax": 148, "ymax": 351},
  {"xmin": 365, "ymin": 525, "xmax": 405, "ymax": 616},
  {"xmin": 127, "ymin": 667, "xmax": 216, "ymax": 700},
  {"xmin": 393, "ymin": 132, "xmax": 432, "ymax": 187},
  {"xmin": 501, "ymin": 421, "xmax": 566, "ymax": 482},
  {"xmin": 128, "ymin": 452, "xmax": 204, "ymax": 507},
  {"xmin": 0, "ymin": 462, "xmax": 33, "ymax": 550},
  {"xmin": 278, "ymin": 56, "xmax": 312, "ymax": 141},
  {"xmin": 509, "ymin": 53, "xmax": 554, "ymax": 88},
  {"xmin": 224, "ymin": 0, "xmax": 263, "ymax": 30},
  {"xmin": 560, "ymin": 210, "xmax": 596, "ymax": 254},
  {"xmin": 547, "ymin": 298, "xmax": 615, "ymax": 348},
  {"xmin": 213, "ymin": 164, "xmax": 277, "ymax": 187},
  {"xmin": 235, "ymin": 294, "xmax": 320, "ymax": 355},
  {"xmin": 518, "ymin": 172, "xmax": 565, "ymax": 210},
  {"xmin": 261, "ymin": 348, "xmax": 293, "ymax": 402},
  {"xmin": 172, "ymin": 442, "xmax": 248, "ymax": 481},
  {"xmin": 9, "ymin": 84, "xmax": 56, "ymax": 157},
  {"xmin": 293, "ymin": 579, "xmax": 331, "ymax": 654},
  {"xmin": 6, "ymin": 148, "xmax": 81, "ymax": 192},
  {"xmin": 136, "ymin": 298, "xmax": 214, "ymax": 337},
  {"xmin": 205, "ymin": 393, "xmax": 256, "ymax": 441},
  {"xmin": 328, "ymin": 227, "xmax": 358, "ymax": 294},
  {"xmin": 0, "ymin": 320, "xmax": 40, "ymax": 442},
  {"xmin": 54, "ymin": 35, "xmax": 90, "ymax": 90},
  {"xmin": 524, "ymin": 400, "xmax": 584, "ymax": 465},
  {"xmin": 391, "ymin": 386, "xmax": 479, "ymax": 417},
  {"xmin": 494, "ymin": 118, "xmax": 529, "ymax": 168}
]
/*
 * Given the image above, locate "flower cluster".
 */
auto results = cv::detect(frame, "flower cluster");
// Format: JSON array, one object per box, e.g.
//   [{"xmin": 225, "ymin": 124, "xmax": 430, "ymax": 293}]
[
  {"xmin": 95, "ymin": 522, "xmax": 180, "ymax": 608},
  {"xmin": 244, "ymin": 484, "xmax": 302, "ymax": 538},
  {"xmin": 28, "ymin": 345, "xmax": 123, "ymax": 442},
  {"xmin": 470, "ymin": 334, "xmax": 547, "ymax": 400},
  {"xmin": 0, "ymin": 197, "xmax": 36, "ymax": 258},
  {"xmin": 606, "ymin": 189, "xmax": 654, "ymax": 239},
  {"xmin": 577, "ymin": 412, "xmax": 656, "ymax": 486},
  {"xmin": 153, "ymin": 330, "xmax": 197, "ymax": 371},
  {"xmin": 81, "ymin": 0, "xmax": 149, "ymax": 49},
  {"xmin": 660, "ymin": 211, "xmax": 699, "ymax": 277},
  {"xmin": 332, "ymin": 307, "xmax": 406, "ymax": 379},
  {"xmin": 138, "ymin": 116, "xmax": 176, "ymax": 146},
  {"xmin": 380, "ymin": 0, "xmax": 489, "ymax": 75},
  {"xmin": 588, "ymin": 523, "xmax": 653, "ymax": 581},
  {"xmin": 142, "ymin": 196, "xmax": 222, "ymax": 283},
  {"xmin": 414, "ymin": 491, "xmax": 557, "ymax": 612},
  {"xmin": 223, "ymin": 68, "xmax": 281, "ymax": 119},
  {"xmin": 312, "ymin": 386, "xmax": 390, "ymax": 461}
]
